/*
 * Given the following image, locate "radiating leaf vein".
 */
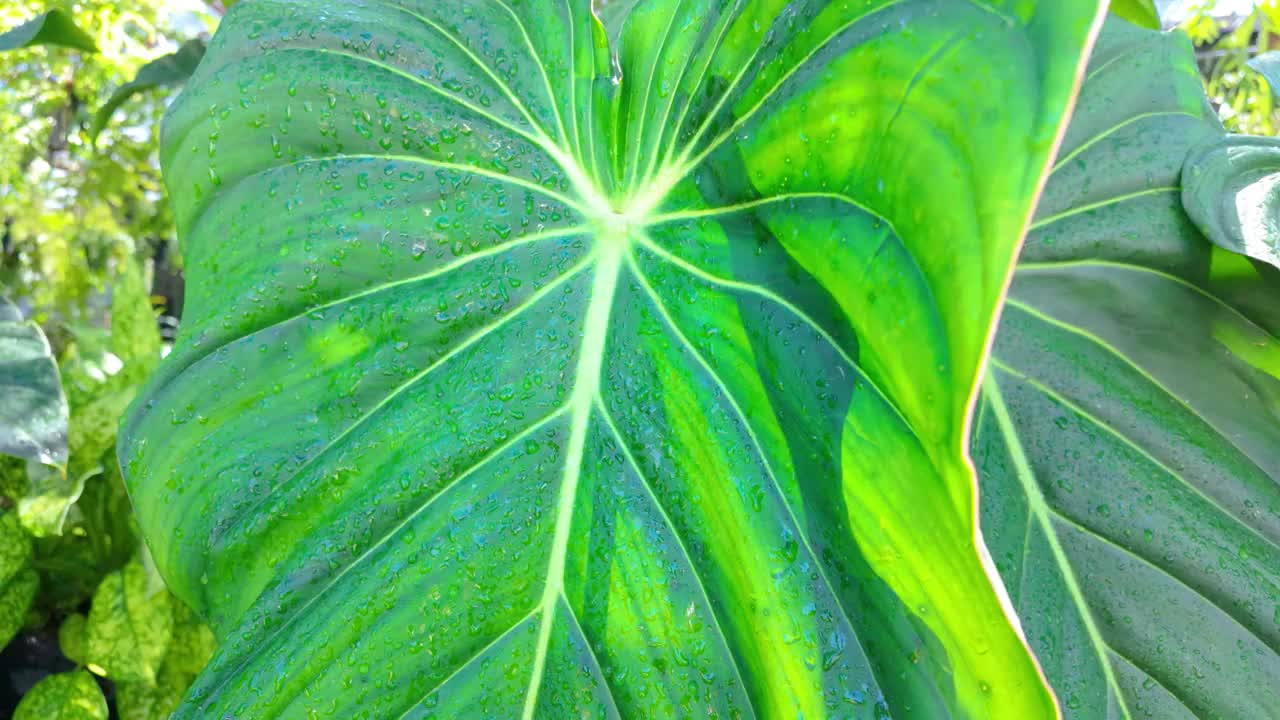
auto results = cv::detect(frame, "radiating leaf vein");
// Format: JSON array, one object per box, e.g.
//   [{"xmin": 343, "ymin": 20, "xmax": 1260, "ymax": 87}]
[
  {"xmin": 673, "ymin": 0, "xmax": 908, "ymax": 182},
  {"xmin": 374, "ymin": 0, "xmax": 562, "ymax": 150},
  {"xmin": 1051, "ymin": 111, "xmax": 1198, "ymax": 172},
  {"xmin": 633, "ymin": 236, "xmax": 919, "ymax": 443},
  {"xmin": 626, "ymin": 252, "xmax": 884, "ymax": 697},
  {"xmin": 156, "ymin": 225, "xmax": 588, "ymax": 429},
  {"xmin": 1049, "ymin": 504, "xmax": 1266, "ymax": 647},
  {"xmin": 211, "ymin": 259, "xmax": 591, "ymax": 549},
  {"xmin": 490, "ymin": 0, "xmax": 572, "ymax": 149},
  {"xmin": 993, "ymin": 356, "xmax": 1279, "ymax": 554},
  {"xmin": 1103, "ymin": 645, "xmax": 1200, "ymax": 719},
  {"xmin": 595, "ymin": 398, "xmax": 759, "ymax": 719},
  {"xmin": 270, "ymin": 45, "xmax": 549, "ymax": 152},
  {"xmin": 1028, "ymin": 187, "xmax": 1178, "ymax": 231},
  {"xmin": 197, "ymin": 404, "xmax": 572, "ymax": 710},
  {"xmin": 1002, "ymin": 288, "xmax": 1276, "ymax": 480},
  {"xmin": 982, "ymin": 373, "xmax": 1135, "ymax": 719},
  {"xmin": 560, "ymin": 596, "xmax": 624, "ymax": 718}
]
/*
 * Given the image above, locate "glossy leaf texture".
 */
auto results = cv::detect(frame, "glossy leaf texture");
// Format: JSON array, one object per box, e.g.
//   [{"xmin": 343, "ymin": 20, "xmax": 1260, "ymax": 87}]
[
  {"xmin": 1247, "ymin": 50, "xmax": 1280, "ymax": 96},
  {"xmin": 1183, "ymin": 135, "xmax": 1280, "ymax": 271},
  {"xmin": 121, "ymin": 1, "xmax": 1104, "ymax": 717},
  {"xmin": 975, "ymin": 18, "xmax": 1280, "ymax": 720}
]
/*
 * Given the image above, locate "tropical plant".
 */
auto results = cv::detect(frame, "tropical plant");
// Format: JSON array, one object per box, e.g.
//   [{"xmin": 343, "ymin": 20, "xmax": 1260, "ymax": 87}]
[
  {"xmin": 119, "ymin": 0, "xmax": 1108, "ymax": 716},
  {"xmin": 0, "ymin": 1, "xmax": 1274, "ymax": 719}
]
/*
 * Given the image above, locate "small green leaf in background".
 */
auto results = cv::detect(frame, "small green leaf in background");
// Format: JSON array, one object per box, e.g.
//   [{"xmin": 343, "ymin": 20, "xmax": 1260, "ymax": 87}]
[
  {"xmin": 18, "ymin": 259, "xmax": 166, "ymax": 538},
  {"xmin": 108, "ymin": 260, "xmax": 163, "ymax": 387},
  {"xmin": 84, "ymin": 559, "xmax": 173, "ymax": 685},
  {"xmin": 164, "ymin": 601, "xmax": 216, "ymax": 677},
  {"xmin": 117, "ymin": 602, "xmax": 216, "ymax": 720},
  {"xmin": 0, "ymin": 298, "xmax": 69, "ymax": 468},
  {"xmin": 1108, "ymin": 0, "xmax": 1162, "ymax": 29},
  {"xmin": 116, "ymin": 664, "xmax": 188, "ymax": 720},
  {"xmin": 1183, "ymin": 135, "xmax": 1280, "ymax": 270},
  {"xmin": 0, "ymin": 9, "xmax": 97, "ymax": 53},
  {"xmin": 13, "ymin": 670, "xmax": 108, "ymax": 720},
  {"xmin": 59, "ymin": 612, "xmax": 89, "ymax": 666},
  {"xmin": 0, "ymin": 511, "xmax": 39, "ymax": 648},
  {"xmin": 17, "ymin": 463, "xmax": 94, "ymax": 538},
  {"xmin": 90, "ymin": 39, "xmax": 207, "ymax": 143},
  {"xmin": 1248, "ymin": 50, "xmax": 1280, "ymax": 96},
  {"xmin": 51, "ymin": 559, "xmax": 214, "ymax": 719}
]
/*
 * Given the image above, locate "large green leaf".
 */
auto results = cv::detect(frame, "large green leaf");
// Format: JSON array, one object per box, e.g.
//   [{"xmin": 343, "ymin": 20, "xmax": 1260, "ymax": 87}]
[
  {"xmin": 975, "ymin": 18, "xmax": 1280, "ymax": 719},
  {"xmin": 121, "ymin": 1, "xmax": 1104, "ymax": 717}
]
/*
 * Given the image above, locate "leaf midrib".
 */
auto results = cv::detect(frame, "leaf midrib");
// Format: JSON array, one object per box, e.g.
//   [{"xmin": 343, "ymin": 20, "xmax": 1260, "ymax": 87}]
[{"xmin": 521, "ymin": 235, "xmax": 625, "ymax": 719}]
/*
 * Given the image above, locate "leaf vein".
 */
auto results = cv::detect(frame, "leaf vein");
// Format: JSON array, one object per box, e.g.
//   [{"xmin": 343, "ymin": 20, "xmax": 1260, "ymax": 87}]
[
  {"xmin": 264, "ymin": 45, "xmax": 550, "ymax": 154},
  {"xmin": 626, "ymin": 253, "xmax": 886, "ymax": 700},
  {"xmin": 992, "ymin": 354, "xmax": 1280, "ymax": 554},
  {"xmin": 982, "ymin": 374, "xmax": 1136, "ymax": 719},
  {"xmin": 210, "ymin": 259, "xmax": 591, "ymax": 550},
  {"xmin": 559, "ymin": 594, "xmax": 624, "ymax": 719},
  {"xmin": 193, "ymin": 404, "xmax": 572, "ymax": 711},
  {"xmin": 1003, "ymin": 292, "xmax": 1278, "ymax": 491},
  {"xmin": 374, "ymin": 0, "xmax": 560, "ymax": 147},
  {"xmin": 594, "ymin": 397, "xmax": 760, "ymax": 720}
]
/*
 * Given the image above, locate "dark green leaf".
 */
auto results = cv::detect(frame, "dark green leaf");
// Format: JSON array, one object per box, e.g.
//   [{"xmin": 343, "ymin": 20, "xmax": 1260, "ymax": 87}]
[
  {"xmin": 0, "ymin": 298, "xmax": 68, "ymax": 468},
  {"xmin": 976, "ymin": 18, "xmax": 1280, "ymax": 719},
  {"xmin": 121, "ymin": 1, "xmax": 1105, "ymax": 717},
  {"xmin": 1182, "ymin": 135, "xmax": 1280, "ymax": 270},
  {"xmin": 13, "ymin": 670, "xmax": 108, "ymax": 720},
  {"xmin": 0, "ymin": 9, "xmax": 97, "ymax": 53},
  {"xmin": 90, "ymin": 40, "xmax": 207, "ymax": 143}
]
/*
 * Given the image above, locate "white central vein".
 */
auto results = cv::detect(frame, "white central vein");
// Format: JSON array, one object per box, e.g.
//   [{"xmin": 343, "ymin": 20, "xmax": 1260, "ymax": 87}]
[{"xmin": 521, "ymin": 235, "xmax": 625, "ymax": 718}]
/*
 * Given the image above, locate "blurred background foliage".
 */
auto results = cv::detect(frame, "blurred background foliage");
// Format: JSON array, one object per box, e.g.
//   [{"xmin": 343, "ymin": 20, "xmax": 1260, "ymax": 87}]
[
  {"xmin": 1172, "ymin": 0, "xmax": 1280, "ymax": 133},
  {"xmin": 0, "ymin": 2, "xmax": 221, "ymax": 717},
  {"xmin": 0, "ymin": 0, "xmax": 1277, "ymax": 717}
]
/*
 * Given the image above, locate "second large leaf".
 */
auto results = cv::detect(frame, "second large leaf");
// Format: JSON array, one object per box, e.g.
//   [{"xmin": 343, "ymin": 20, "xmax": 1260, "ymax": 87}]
[
  {"xmin": 121, "ymin": 0, "xmax": 1104, "ymax": 717},
  {"xmin": 976, "ymin": 18, "xmax": 1280, "ymax": 720}
]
